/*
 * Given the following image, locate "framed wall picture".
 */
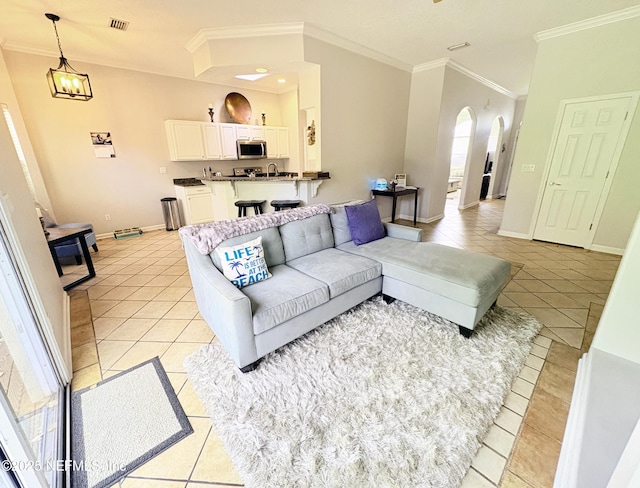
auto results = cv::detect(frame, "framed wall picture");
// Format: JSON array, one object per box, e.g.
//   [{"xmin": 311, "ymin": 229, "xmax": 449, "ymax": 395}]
[
  {"xmin": 90, "ymin": 131, "xmax": 115, "ymax": 158},
  {"xmin": 394, "ymin": 174, "xmax": 407, "ymax": 187}
]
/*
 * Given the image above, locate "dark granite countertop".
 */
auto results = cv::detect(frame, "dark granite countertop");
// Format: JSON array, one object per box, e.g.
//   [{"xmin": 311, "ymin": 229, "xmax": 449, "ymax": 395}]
[{"xmin": 173, "ymin": 178, "xmax": 205, "ymax": 187}]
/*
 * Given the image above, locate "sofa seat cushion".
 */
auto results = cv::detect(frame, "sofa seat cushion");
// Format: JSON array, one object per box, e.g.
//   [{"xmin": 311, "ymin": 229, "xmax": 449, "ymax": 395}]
[
  {"xmin": 242, "ymin": 264, "xmax": 330, "ymax": 335},
  {"xmin": 338, "ymin": 238, "xmax": 510, "ymax": 307},
  {"xmin": 287, "ymin": 248, "xmax": 382, "ymax": 298}
]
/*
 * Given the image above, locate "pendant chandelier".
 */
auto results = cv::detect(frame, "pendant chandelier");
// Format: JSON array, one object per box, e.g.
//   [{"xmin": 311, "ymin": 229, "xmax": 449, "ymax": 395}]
[{"xmin": 45, "ymin": 13, "xmax": 93, "ymax": 101}]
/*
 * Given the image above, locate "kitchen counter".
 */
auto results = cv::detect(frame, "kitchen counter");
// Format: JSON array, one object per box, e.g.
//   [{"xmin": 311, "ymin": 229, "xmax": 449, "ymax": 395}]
[
  {"xmin": 196, "ymin": 175, "xmax": 329, "ymax": 221},
  {"xmin": 201, "ymin": 175, "xmax": 320, "ymax": 182},
  {"xmin": 173, "ymin": 177, "xmax": 205, "ymax": 187}
]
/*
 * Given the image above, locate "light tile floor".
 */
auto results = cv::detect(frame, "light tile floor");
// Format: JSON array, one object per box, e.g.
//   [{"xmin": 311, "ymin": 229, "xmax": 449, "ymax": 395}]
[{"xmin": 67, "ymin": 196, "xmax": 619, "ymax": 487}]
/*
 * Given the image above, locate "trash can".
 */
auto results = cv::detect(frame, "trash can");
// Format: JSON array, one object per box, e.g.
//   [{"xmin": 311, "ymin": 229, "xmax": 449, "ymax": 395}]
[{"xmin": 160, "ymin": 197, "xmax": 182, "ymax": 231}]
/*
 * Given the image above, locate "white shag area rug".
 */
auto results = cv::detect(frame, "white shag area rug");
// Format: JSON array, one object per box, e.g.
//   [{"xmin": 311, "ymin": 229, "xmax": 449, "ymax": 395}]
[{"xmin": 185, "ymin": 297, "xmax": 542, "ymax": 488}]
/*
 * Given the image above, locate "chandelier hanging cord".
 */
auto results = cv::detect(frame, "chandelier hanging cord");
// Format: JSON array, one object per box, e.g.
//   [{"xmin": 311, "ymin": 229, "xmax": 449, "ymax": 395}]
[{"xmin": 46, "ymin": 13, "xmax": 74, "ymax": 70}]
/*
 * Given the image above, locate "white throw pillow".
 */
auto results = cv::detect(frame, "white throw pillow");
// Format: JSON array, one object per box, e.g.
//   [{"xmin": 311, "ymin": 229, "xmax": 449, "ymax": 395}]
[{"xmin": 215, "ymin": 236, "xmax": 272, "ymax": 288}]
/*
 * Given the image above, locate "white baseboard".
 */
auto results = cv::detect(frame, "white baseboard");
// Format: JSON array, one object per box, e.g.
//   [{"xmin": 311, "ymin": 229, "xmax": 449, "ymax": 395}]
[
  {"xmin": 588, "ymin": 244, "xmax": 625, "ymax": 256},
  {"xmin": 459, "ymin": 200, "xmax": 479, "ymax": 210},
  {"xmin": 497, "ymin": 229, "xmax": 530, "ymax": 240},
  {"xmin": 384, "ymin": 213, "xmax": 443, "ymax": 224},
  {"xmin": 554, "ymin": 352, "xmax": 593, "ymax": 488},
  {"xmin": 95, "ymin": 224, "xmax": 167, "ymax": 241}
]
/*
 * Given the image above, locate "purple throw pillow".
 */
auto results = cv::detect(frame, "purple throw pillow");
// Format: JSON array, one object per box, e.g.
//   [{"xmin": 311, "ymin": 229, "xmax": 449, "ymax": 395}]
[{"xmin": 345, "ymin": 199, "xmax": 385, "ymax": 246}]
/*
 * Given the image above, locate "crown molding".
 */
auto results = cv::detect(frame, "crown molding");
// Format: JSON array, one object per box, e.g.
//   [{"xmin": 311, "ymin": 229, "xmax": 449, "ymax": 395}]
[
  {"xmin": 412, "ymin": 58, "xmax": 449, "ymax": 73},
  {"xmin": 1, "ymin": 43, "xmax": 58, "ymax": 59},
  {"xmin": 185, "ymin": 22, "xmax": 413, "ymax": 72},
  {"xmin": 413, "ymin": 57, "xmax": 517, "ymax": 99},
  {"xmin": 302, "ymin": 24, "xmax": 413, "ymax": 72},
  {"xmin": 535, "ymin": 5, "xmax": 640, "ymax": 42},
  {"xmin": 186, "ymin": 22, "xmax": 305, "ymax": 53},
  {"xmin": 447, "ymin": 60, "xmax": 517, "ymax": 99}
]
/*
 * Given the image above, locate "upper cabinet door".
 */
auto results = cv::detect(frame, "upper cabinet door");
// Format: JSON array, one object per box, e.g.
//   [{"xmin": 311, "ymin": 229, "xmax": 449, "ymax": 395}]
[
  {"xmin": 203, "ymin": 124, "xmax": 222, "ymax": 160},
  {"xmin": 264, "ymin": 127, "xmax": 278, "ymax": 158},
  {"xmin": 277, "ymin": 128, "xmax": 290, "ymax": 158},
  {"xmin": 218, "ymin": 124, "xmax": 238, "ymax": 159},
  {"xmin": 250, "ymin": 126, "xmax": 265, "ymax": 141},
  {"xmin": 235, "ymin": 125, "xmax": 251, "ymax": 140},
  {"xmin": 165, "ymin": 120, "xmax": 205, "ymax": 161}
]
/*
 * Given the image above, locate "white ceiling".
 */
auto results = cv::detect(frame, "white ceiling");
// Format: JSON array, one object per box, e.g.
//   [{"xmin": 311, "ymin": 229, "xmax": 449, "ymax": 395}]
[{"xmin": 1, "ymin": 0, "xmax": 640, "ymax": 96}]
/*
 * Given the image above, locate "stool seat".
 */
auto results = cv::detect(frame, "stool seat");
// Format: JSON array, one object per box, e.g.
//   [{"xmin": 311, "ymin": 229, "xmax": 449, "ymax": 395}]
[
  {"xmin": 271, "ymin": 200, "xmax": 302, "ymax": 211},
  {"xmin": 235, "ymin": 200, "xmax": 266, "ymax": 217}
]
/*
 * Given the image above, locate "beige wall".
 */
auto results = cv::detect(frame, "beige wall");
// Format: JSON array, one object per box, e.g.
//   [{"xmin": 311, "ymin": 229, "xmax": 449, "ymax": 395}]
[
  {"xmin": 0, "ymin": 107, "xmax": 71, "ymax": 378},
  {"xmin": 403, "ymin": 66, "xmax": 446, "ymax": 221},
  {"xmin": 3, "ymin": 50, "xmax": 287, "ymax": 234},
  {"xmin": 404, "ymin": 64, "xmax": 516, "ymax": 222},
  {"xmin": 4, "ymin": 40, "xmax": 414, "ymax": 228},
  {"xmin": 500, "ymin": 16, "xmax": 640, "ymax": 251},
  {"xmin": 303, "ymin": 37, "xmax": 412, "ymax": 216}
]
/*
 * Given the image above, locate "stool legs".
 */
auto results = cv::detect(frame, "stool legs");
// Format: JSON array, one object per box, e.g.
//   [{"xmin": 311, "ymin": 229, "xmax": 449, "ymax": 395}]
[{"xmin": 235, "ymin": 200, "xmax": 266, "ymax": 217}]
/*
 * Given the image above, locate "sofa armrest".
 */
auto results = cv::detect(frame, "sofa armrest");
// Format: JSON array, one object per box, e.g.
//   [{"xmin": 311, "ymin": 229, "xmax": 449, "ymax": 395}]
[
  {"xmin": 384, "ymin": 222, "xmax": 423, "ymax": 242},
  {"xmin": 182, "ymin": 237, "xmax": 257, "ymax": 368}
]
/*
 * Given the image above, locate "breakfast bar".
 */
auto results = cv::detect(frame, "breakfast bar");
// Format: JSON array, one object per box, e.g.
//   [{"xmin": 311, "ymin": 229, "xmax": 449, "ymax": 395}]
[{"xmin": 174, "ymin": 172, "xmax": 329, "ymax": 223}]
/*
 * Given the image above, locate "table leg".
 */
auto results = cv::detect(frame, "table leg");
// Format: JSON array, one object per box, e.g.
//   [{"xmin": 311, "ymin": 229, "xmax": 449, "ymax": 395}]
[
  {"xmin": 79, "ymin": 236, "xmax": 96, "ymax": 279},
  {"xmin": 391, "ymin": 196, "xmax": 397, "ymax": 223},
  {"xmin": 48, "ymin": 247, "xmax": 63, "ymax": 277},
  {"xmin": 413, "ymin": 191, "xmax": 418, "ymax": 226},
  {"xmin": 61, "ymin": 236, "xmax": 96, "ymax": 291}
]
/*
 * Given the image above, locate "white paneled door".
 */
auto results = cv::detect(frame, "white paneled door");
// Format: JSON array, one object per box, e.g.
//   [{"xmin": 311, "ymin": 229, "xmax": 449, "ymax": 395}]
[{"xmin": 533, "ymin": 96, "xmax": 632, "ymax": 247}]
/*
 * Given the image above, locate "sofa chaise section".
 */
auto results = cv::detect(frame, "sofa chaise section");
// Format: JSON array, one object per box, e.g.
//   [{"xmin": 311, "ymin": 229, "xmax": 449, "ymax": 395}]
[{"xmin": 337, "ymin": 238, "xmax": 511, "ymax": 336}]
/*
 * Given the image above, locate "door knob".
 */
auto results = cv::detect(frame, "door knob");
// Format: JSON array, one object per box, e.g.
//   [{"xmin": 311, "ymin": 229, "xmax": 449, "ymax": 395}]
[{"xmin": 548, "ymin": 182, "xmax": 562, "ymax": 186}]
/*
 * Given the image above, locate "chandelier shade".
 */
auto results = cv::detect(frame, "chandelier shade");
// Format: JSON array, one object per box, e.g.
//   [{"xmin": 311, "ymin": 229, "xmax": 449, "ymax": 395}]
[{"xmin": 45, "ymin": 13, "xmax": 93, "ymax": 101}]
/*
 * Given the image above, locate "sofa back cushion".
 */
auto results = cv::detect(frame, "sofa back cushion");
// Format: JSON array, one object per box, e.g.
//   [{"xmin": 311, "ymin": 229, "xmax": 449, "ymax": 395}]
[
  {"xmin": 211, "ymin": 227, "xmax": 285, "ymax": 271},
  {"xmin": 329, "ymin": 200, "xmax": 364, "ymax": 246},
  {"xmin": 280, "ymin": 214, "xmax": 335, "ymax": 261}
]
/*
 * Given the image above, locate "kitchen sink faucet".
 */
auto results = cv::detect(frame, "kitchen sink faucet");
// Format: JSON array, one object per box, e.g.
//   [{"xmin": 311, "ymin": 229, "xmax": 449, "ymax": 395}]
[{"xmin": 267, "ymin": 162, "xmax": 279, "ymax": 178}]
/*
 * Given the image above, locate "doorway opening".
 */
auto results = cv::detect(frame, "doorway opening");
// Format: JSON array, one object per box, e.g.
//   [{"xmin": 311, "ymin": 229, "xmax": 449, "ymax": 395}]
[
  {"xmin": 447, "ymin": 107, "xmax": 475, "ymax": 211},
  {"xmin": 482, "ymin": 116, "xmax": 504, "ymax": 200}
]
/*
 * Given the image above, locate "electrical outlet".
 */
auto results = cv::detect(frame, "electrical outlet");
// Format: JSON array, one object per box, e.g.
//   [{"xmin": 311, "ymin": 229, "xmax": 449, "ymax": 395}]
[
  {"xmin": 521, "ymin": 164, "xmax": 536, "ymax": 172},
  {"xmin": 105, "ymin": 214, "xmax": 112, "ymax": 221},
  {"xmin": 159, "ymin": 166, "xmax": 167, "ymax": 174}
]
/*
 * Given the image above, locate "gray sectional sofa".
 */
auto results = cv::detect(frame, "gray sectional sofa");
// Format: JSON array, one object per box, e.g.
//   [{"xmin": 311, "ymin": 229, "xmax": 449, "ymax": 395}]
[{"xmin": 180, "ymin": 202, "xmax": 511, "ymax": 372}]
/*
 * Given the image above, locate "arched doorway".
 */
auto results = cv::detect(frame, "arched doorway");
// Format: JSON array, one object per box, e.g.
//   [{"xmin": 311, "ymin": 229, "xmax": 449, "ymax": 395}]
[
  {"xmin": 447, "ymin": 107, "xmax": 476, "ymax": 211},
  {"xmin": 484, "ymin": 115, "xmax": 505, "ymax": 199}
]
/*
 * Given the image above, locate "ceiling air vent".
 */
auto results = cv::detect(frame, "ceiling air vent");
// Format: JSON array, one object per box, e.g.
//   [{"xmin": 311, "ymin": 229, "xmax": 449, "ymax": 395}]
[{"xmin": 109, "ymin": 18, "xmax": 129, "ymax": 31}]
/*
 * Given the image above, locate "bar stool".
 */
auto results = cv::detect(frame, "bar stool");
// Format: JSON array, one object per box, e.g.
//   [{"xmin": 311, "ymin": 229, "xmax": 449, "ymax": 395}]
[
  {"xmin": 270, "ymin": 200, "xmax": 302, "ymax": 211},
  {"xmin": 235, "ymin": 200, "xmax": 266, "ymax": 217}
]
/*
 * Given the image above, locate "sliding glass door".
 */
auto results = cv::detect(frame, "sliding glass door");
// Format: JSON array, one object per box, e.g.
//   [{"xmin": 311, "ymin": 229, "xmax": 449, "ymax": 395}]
[{"xmin": 0, "ymin": 220, "xmax": 65, "ymax": 488}]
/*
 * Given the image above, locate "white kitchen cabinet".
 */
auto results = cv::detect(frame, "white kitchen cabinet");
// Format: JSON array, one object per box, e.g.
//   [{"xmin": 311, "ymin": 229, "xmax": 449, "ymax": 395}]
[
  {"xmin": 236, "ymin": 125, "xmax": 265, "ymax": 141},
  {"xmin": 277, "ymin": 127, "xmax": 290, "ymax": 158},
  {"xmin": 165, "ymin": 120, "xmax": 288, "ymax": 161},
  {"xmin": 264, "ymin": 127, "xmax": 278, "ymax": 158},
  {"xmin": 218, "ymin": 123, "xmax": 238, "ymax": 159},
  {"xmin": 203, "ymin": 124, "xmax": 222, "ymax": 159},
  {"xmin": 165, "ymin": 120, "xmax": 206, "ymax": 161},
  {"xmin": 264, "ymin": 126, "xmax": 290, "ymax": 158},
  {"xmin": 174, "ymin": 185, "xmax": 215, "ymax": 225},
  {"xmin": 166, "ymin": 120, "xmax": 224, "ymax": 161}
]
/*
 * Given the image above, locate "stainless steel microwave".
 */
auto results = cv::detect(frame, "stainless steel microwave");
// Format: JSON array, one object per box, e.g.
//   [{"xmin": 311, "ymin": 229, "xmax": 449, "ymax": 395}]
[{"xmin": 237, "ymin": 139, "xmax": 267, "ymax": 159}]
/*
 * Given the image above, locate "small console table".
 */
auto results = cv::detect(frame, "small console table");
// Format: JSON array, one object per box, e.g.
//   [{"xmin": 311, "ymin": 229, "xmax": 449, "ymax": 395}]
[
  {"xmin": 372, "ymin": 187, "xmax": 420, "ymax": 225},
  {"xmin": 46, "ymin": 227, "xmax": 96, "ymax": 291}
]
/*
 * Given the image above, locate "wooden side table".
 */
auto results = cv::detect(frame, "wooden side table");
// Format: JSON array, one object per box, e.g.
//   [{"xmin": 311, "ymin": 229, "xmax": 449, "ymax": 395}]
[{"xmin": 372, "ymin": 187, "xmax": 419, "ymax": 225}]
